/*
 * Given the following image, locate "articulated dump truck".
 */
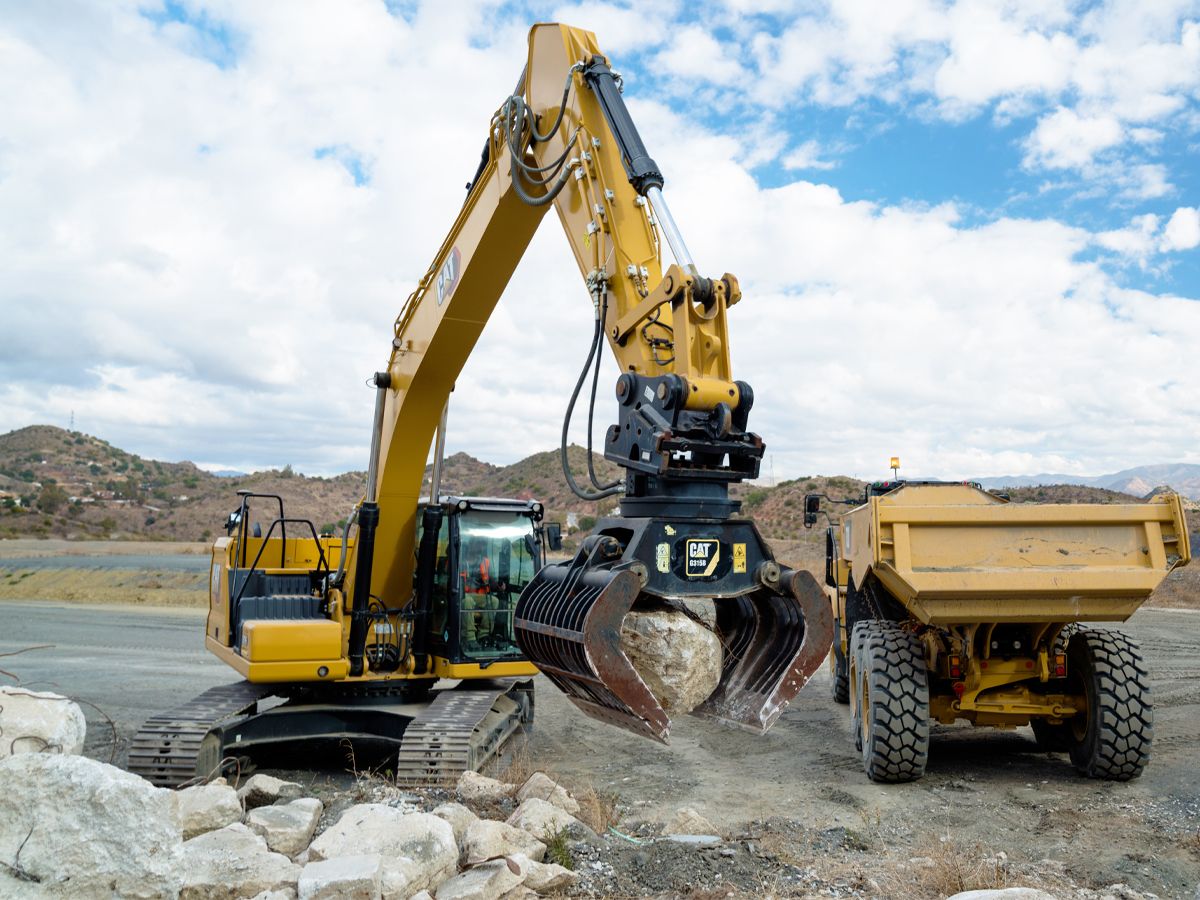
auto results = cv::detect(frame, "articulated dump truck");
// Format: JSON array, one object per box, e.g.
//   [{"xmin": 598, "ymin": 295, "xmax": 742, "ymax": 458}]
[{"xmin": 812, "ymin": 481, "xmax": 1190, "ymax": 784}]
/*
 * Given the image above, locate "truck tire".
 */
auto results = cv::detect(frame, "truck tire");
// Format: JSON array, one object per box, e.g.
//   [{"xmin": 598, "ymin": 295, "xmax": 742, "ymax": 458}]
[
  {"xmin": 1066, "ymin": 628, "xmax": 1152, "ymax": 781},
  {"xmin": 857, "ymin": 621, "xmax": 929, "ymax": 783},
  {"xmin": 830, "ymin": 621, "xmax": 849, "ymax": 705}
]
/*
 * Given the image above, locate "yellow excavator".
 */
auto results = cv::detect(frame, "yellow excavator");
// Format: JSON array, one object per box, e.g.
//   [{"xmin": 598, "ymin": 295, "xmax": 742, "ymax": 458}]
[{"xmin": 130, "ymin": 22, "xmax": 833, "ymax": 786}]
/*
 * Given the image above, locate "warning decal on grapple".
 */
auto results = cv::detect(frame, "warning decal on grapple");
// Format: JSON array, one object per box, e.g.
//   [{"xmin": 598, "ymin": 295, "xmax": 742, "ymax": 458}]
[
  {"xmin": 733, "ymin": 542, "xmax": 747, "ymax": 573},
  {"xmin": 685, "ymin": 538, "xmax": 720, "ymax": 578}
]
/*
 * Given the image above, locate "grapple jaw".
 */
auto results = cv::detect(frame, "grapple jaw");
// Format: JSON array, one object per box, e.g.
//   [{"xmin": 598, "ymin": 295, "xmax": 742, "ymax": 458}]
[
  {"xmin": 692, "ymin": 569, "xmax": 834, "ymax": 732},
  {"xmin": 514, "ymin": 518, "xmax": 834, "ymax": 742}
]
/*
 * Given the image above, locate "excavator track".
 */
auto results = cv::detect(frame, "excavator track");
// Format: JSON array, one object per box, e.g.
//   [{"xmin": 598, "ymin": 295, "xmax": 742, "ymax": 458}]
[
  {"xmin": 394, "ymin": 679, "xmax": 533, "ymax": 784},
  {"xmin": 127, "ymin": 680, "xmax": 275, "ymax": 787}
]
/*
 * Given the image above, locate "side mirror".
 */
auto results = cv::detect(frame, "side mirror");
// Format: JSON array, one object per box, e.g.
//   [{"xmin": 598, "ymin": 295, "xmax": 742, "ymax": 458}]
[
  {"xmin": 224, "ymin": 510, "xmax": 241, "ymax": 535},
  {"xmin": 545, "ymin": 522, "xmax": 563, "ymax": 552},
  {"xmin": 803, "ymin": 494, "xmax": 821, "ymax": 529}
]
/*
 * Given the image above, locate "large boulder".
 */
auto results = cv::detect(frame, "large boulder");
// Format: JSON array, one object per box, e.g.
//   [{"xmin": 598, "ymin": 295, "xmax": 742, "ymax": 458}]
[
  {"xmin": 619, "ymin": 608, "xmax": 722, "ymax": 713},
  {"xmin": 463, "ymin": 818, "xmax": 546, "ymax": 865},
  {"xmin": 506, "ymin": 798, "xmax": 594, "ymax": 841},
  {"xmin": 247, "ymin": 798, "xmax": 324, "ymax": 856},
  {"xmin": 171, "ymin": 781, "xmax": 244, "ymax": 839},
  {"xmin": 238, "ymin": 774, "xmax": 306, "ymax": 810},
  {"xmin": 515, "ymin": 772, "xmax": 579, "ymax": 815},
  {"xmin": 0, "ymin": 686, "xmax": 86, "ymax": 758},
  {"xmin": 297, "ymin": 854, "xmax": 383, "ymax": 900},
  {"xmin": 0, "ymin": 753, "xmax": 182, "ymax": 897},
  {"xmin": 306, "ymin": 804, "xmax": 456, "ymax": 899},
  {"xmin": 180, "ymin": 822, "xmax": 300, "ymax": 899},
  {"xmin": 456, "ymin": 770, "xmax": 512, "ymax": 804}
]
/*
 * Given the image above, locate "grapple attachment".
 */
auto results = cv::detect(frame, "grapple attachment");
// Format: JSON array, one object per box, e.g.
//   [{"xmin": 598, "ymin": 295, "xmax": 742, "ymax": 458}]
[{"xmin": 515, "ymin": 522, "xmax": 834, "ymax": 742}]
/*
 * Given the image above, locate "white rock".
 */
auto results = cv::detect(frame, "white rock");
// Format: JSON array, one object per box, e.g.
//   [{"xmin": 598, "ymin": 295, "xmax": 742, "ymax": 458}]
[
  {"xmin": 619, "ymin": 608, "xmax": 722, "ymax": 713},
  {"xmin": 247, "ymin": 797, "xmax": 324, "ymax": 856},
  {"xmin": 515, "ymin": 772, "xmax": 580, "ymax": 815},
  {"xmin": 238, "ymin": 773, "xmax": 307, "ymax": 810},
  {"xmin": 464, "ymin": 818, "xmax": 546, "ymax": 865},
  {"xmin": 247, "ymin": 891, "xmax": 297, "ymax": 900},
  {"xmin": 663, "ymin": 806, "xmax": 720, "ymax": 837},
  {"xmin": 506, "ymin": 797, "xmax": 594, "ymax": 841},
  {"xmin": 306, "ymin": 804, "xmax": 456, "ymax": 899},
  {"xmin": 457, "ymin": 770, "xmax": 512, "ymax": 803},
  {"xmin": 0, "ymin": 686, "xmax": 87, "ymax": 758},
  {"xmin": 172, "ymin": 781, "xmax": 244, "ymax": 839},
  {"xmin": 507, "ymin": 852, "xmax": 579, "ymax": 892},
  {"xmin": 298, "ymin": 854, "xmax": 383, "ymax": 900},
  {"xmin": 435, "ymin": 858, "xmax": 524, "ymax": 900},
  {"xmin": 180, "ymin": 822, "xmax": 301, "ymax": 899},
  {"xmin": 945, "ymin": 890, "xmax": 1059, "ymax": 900},
  {"xmin": 409, "ymin": 892, "xmax": 435, "ymax": 900},
  {"xmin": 433, "ymin": 801, "xmax": 479, "ymax": 862},
  {"xmin": 0, "ymin": 753, "xmax": 182, "ymax": 897},
  {"xmin": 496, "ymin": 889, "xmax": 537, "ymax": 900}
]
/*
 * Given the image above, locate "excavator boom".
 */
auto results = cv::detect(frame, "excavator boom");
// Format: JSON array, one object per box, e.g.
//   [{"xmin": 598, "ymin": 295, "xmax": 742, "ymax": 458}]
[{"xmin": 328, "ymin": 23, "xmax": 833, "ymax": 741}]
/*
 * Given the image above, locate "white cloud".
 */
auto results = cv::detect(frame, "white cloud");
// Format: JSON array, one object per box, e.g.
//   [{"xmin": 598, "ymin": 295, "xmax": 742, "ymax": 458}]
[
  {"xmin": 1161, "ymin": 206, "xmax": 1200, "ymax": 251},
  {"xmin": 781, "ymin": 139, "xmax": 837, "ymax": 171},
  {"xmin": 1, "ymin": 1, "xmax": 1198, "ymax": 484},
  {"xmin": 1023, "ymin": 107, "xmax": 1124, "ymax": 170}
]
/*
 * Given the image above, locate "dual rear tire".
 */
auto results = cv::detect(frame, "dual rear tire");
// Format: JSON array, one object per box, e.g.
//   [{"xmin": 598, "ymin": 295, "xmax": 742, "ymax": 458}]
[{"xmin": 1036, "ymin": 627, "xmax": 1153, "ymax": 781}]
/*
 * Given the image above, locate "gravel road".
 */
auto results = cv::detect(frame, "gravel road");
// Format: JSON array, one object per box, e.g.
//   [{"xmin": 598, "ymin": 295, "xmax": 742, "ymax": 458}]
[{"xmin": 2, "ymin": 599, "xmax": 1198, "ymax": 897}]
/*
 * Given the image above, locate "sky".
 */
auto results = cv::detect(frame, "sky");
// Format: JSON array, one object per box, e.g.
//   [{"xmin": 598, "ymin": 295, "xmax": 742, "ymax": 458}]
[{"xmin": 1, "ymin": 0, "xmax": 1198, "ymax": 482}]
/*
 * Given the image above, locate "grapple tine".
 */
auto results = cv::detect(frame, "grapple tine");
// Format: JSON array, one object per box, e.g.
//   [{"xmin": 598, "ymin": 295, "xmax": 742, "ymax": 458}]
[
  {"xmin": 693, "ymin": 569, "xmax": 834, "ymax": 732},
  {"xmin": 515, "ymin": 562, "xmax": 671, "ymax": 743}
]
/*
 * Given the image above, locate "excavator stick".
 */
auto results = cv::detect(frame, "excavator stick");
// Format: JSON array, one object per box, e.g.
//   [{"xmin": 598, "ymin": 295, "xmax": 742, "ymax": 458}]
[
  {"xmin": 693, "ymin": 569, "xmax": 834, "ymax": 732},
  {"xmin": 515, "ymin": 523, "xmax": 835, "ymax": 742}
]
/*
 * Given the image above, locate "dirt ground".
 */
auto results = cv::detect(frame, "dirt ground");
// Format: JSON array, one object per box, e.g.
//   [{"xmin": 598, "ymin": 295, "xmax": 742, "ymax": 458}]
[{"xmin": 3, "ymin": 541, "xmax": 1199, "ymax": 898}]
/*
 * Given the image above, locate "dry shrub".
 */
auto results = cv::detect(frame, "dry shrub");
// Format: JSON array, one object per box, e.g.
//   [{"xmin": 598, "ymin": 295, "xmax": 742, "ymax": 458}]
[
  {"xmin": 494, "ymin": 745, "xmax": 618, "ymax": 833},
  {"xmin": 888, "ymin": 834, "xmax": 1011, "ymax": 898}
]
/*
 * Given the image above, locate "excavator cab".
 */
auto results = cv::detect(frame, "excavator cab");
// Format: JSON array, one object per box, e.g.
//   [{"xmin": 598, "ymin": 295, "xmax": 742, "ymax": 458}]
[{"xmin": 415, "ymin": 496, "xmax": 545, "ymax": 668}]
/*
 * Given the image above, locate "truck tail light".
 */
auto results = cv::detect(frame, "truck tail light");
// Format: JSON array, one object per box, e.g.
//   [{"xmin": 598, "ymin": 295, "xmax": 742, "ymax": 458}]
[
  {"xmin": 948, "ymin": 655, "xmax": 962, "ymax": 679},
  {"xmin": 1054, "ymin": 654, "xmax": 1066, "ymax": 678}
]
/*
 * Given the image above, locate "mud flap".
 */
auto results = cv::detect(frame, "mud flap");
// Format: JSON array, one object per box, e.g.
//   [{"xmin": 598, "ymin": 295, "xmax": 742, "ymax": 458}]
[
  {"xmin": 516, "ymin": 562, "xmax": 671, "ymax": 742},
  {"xmin": 692, "ymin": 569, "xmax": 834, "ymax": 732}
]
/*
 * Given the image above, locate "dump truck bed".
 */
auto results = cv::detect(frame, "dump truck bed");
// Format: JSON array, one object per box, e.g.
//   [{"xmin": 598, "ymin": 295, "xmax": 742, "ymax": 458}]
[{"xmin": 841, "ymin": 483, "xmax": 1190, "ymax": 624}]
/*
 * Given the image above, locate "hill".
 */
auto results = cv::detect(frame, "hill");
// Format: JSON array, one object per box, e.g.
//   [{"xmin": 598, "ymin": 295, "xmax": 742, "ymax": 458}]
[
  {"xmin": 2, "ymin": 426, "xmax": 1197, "ymax": 552},
  {"xmin": 976, "ymin": 463, "xmax": 1200, "ymax": 501}
]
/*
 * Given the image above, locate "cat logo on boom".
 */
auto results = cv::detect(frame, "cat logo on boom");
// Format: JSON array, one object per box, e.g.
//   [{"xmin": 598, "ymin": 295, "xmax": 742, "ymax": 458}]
[
  {"xmin": 684, "ymin": 538, "xmax": 720, "ymax": 578},
  {"xmin": 436, "ymin": 247, "xmax": 462, "ymax": 306}
]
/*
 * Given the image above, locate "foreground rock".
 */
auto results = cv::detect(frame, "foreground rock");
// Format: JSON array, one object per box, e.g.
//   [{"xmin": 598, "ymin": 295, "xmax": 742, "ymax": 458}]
[
  {"xmin": 434, "ymin": 858, "xmax": 524, "ymax": 900},
  {"xmin": 457, "ymin": 770, "xmax": 512, "ymax": 804},
  {"xmin": 238, "ymin": 773, "xmax": 306, "ymax": 810},
  {"xmin": 463, "ymin": 818, "xmax": 546, "ymax": 865},
  {"xmin": 515, "ymin": 772, "xmax": 580, "ymax": 815},
  {"xmin": 619, "ymin": 608, "xmax": 722, "ymax": 713},
  {"xmin": 172, "ymin": 780, "xmax": 244, "ymax": 839},
  {"xmin": 298, "ymin": 854, "xmax": 383, "ymax": 899},
  {"xmin": 247, "ymin": 797, "xmax": 324, "ymax": 856},
  {"xmin": 0, "ymin": 686, "xmax": 87, "ymax": 758},
  {"xmin": 663, "ymin": 806, "xmax": 720, "ymax": 837},
  {"xmin": 433, "ymin": 801, "xmax": 479, "ymax": 863},
  {"xmin": 307, "ymin": 804, "xmax": 456, "ymax": 898},
  {"xmin": 507, "ymin": 797, "xmax": 595, "ymax": 840},
  {"xmin": 508, "ymin": 852, "xmax": 579, "ymax": 892},
  {"xmin": 0, "ymin": 753, "xmax": 182, "ymax": 897},
  {"xmin": 946, "ymin": 890, "xmax": 1058, "ymax": 900},
  {"xmin": 180, "ymin": 822, "xmax": 300, "ymax": 899}
]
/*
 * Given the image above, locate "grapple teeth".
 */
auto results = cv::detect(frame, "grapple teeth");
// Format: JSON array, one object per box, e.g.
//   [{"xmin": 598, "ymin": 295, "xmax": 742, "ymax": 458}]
[
  {"xmin": 692, "ymin": 569, "xmax": 835, "ymax": 732},
  {"xmin": 515, "ymin": 564, "xmax": 671, "ymax": 742}
]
